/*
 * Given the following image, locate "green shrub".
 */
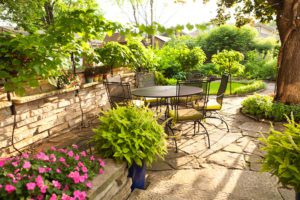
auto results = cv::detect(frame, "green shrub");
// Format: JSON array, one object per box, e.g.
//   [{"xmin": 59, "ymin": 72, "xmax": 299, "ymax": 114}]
[
  {"xmin": 92, "ymin": 106, "xmax": 167, "ymax": 166},
  {"xmin": 198, "ymin": 63, "xmax": 219, "ymax": 76},
  {"xmin": 260, "ymin": 117, "xmax": 300, "ymax": 191},
  {"xmin": 241, "ymin": 94, "xmax": 273, "ymax": 118},
  {"xmin": 244, "ymin": 50, "xmax": 277, "ymax": 80},
  {"xmin": 241, "ymin": 94, "xmax": 300, "ymax": 121},
  {"xmin": 233, "ymin": 80, "xmax": 266, "ymax": 95}
]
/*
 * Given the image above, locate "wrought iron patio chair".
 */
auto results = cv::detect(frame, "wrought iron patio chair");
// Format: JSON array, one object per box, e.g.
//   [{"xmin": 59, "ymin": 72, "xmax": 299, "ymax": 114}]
[
  {"xmin": 136, "ymin": 72, "xmax": 163, "ymax": 109},
  {"xmin": 166, "ymin": 80, "xmax": 210, "ymax": 152},
  {"xmin": 104, "ymin": 81, "xmax": 144, "ymax": 109},
  {"xmin": 199, "ymin": 74, "xmax": 230, "ymax": 132},
  {"xmin": 186, "ymin": 71, "xmax": 204, "ymax": 81},
  {"xmin": 106, "ymin": 75, "xmax": 122, "ymax": 83}
]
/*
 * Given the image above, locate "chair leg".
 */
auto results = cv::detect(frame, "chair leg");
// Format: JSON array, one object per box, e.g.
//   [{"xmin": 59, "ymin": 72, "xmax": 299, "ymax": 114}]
[
  {"xmin": 193, "ymin": 121, "xmax": 196, "ymax": 136},
  {"xmin": 166, "ymin": 123, "xmax": 178, "ymax": 153},
  {"xmin": 198, "ymin": 121, "xmax": 210, "ymax": 149},
  {"xmin": 206, "ymin": 116, "xmax": 229, "ymax": 133}
]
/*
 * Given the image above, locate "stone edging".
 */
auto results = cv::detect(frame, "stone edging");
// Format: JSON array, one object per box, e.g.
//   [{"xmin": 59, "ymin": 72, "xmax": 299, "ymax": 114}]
[{"xmin": 239, "ymin": 107, "xmax": 280, "ymax": 125}]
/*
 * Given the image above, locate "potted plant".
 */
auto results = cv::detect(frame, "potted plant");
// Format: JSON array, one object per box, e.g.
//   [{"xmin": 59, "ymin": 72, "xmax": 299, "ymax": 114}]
[
  {"xmin": 260, "ymin": 115, "xmax": 300, "ymax": 200},
  {"xmin": 48, "ymin": 70, "xmax": 80, "ymax": 89},
  {"xmin": 84, "ymin": 67, "xmax": 96, "ymax": 83},
  {"xmin": 92, "ymin": 105, "xmax": 167, "ymax": 190}
]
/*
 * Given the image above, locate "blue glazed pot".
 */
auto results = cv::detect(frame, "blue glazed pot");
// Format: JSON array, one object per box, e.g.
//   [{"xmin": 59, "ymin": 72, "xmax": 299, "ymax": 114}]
[
  {"xmin": 296, "ymin": 192, "xmax": 300, "ymax": 200},
  {"xmin": 128, "ymin": 161, "xmax": 146, "ymax": 191}
]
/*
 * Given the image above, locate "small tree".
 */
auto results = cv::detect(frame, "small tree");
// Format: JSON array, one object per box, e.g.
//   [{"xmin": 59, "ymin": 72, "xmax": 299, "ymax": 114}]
[
  {"xmin": 127, "ymin": 40, "xmax": 156, "ymax": 72},
  {"xmin": 212, "ymin": 50, "xmax": 244, "ymax": 94},
  {"xmin": 95, "ymin": 42, "xmax": 134, "ymax": 74}
]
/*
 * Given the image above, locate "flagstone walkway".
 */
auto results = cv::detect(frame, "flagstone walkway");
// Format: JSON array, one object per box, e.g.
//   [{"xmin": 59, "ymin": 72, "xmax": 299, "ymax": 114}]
[{"xmin": 128, "ymin": 82, "xmax": 295, "ymax": 200}]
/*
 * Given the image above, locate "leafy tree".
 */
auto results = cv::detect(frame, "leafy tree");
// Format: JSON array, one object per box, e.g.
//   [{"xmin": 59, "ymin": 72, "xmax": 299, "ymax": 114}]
[
  {"xmin": 156, "ymin": 44, "xmax": 206, "ymax": 78},
  {"xmin": 244, "ymin": 50, "xmax": 277, "ymax": 80},
  {"xmin": 197, "ymin": 25, "xmax": 257, "ymax": 60},
  {"xmin": 212, "ymin": 50, "xmax": 244, "ymax": 94},
  {"xmin": 95, "ymin": 42, "xmax": 134, "ymax": 74},
  {"xmin": 205, "ymin": 0, "xmax": 300, "ymax": 104},
  {"xmin": 0, "ymin": 0, "xmax": 118, "ymax": 94},
  {"xmin": 127, "ymin": 39, "xmax": 157, "ymax": 71}
]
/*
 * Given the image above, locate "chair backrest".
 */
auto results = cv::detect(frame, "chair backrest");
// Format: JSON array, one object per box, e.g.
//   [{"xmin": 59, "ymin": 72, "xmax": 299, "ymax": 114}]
[
  {"xmin": 136, "ymin": 72, "xmax": 155, "ymax": 88},
  {"xmin": 216, "ymin": 74, "xmax": 229, "ymax": 105},
  {"xmin": 104, "ymin": 81, "xmax": 132, "ymax": 108},
  {"xmin": 106, "ymin": 75, "xmax": 122, "ymax": 83},
  {"xmin": 186, "ymin": 71, "xmax": 204, "ymax": 81},
  {"xmin": 173, "ymin": 80, "xmax": 209, "ymax": 120}
]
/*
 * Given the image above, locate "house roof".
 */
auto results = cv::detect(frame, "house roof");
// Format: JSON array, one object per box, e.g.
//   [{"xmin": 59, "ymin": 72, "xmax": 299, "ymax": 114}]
[
  {"xmin": 155, "ymin": 35, "xmax": 171, "ymax": 42},
  {"xmin": 103, "ymin": 33, "xmax": 127, "ymax": 44}
]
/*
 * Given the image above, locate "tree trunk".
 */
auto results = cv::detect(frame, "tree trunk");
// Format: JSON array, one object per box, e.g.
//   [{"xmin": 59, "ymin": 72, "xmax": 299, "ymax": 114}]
[
  {"xmin": 275, "ymin": 0, "xmax": 300, "ymax": 104},
  {"xmin": 150, "ymin": 0, "xmax": 155, "ymax": 48}
]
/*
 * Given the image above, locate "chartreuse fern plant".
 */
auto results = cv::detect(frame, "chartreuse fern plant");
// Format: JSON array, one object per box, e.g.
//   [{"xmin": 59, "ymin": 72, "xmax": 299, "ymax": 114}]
[
  {"xmin": 260, "ymin": 115, "xmax": 300, "ymax": 192},
  {"xmin": 92, "ymin": 105, "xmax": 167, "ymax": 167}
]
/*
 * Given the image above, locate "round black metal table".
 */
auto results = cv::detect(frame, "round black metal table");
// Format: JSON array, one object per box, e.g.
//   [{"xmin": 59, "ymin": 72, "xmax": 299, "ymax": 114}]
[{"xmin": 131, "ymin": 85, "xmax": 203, "ymax": 98}]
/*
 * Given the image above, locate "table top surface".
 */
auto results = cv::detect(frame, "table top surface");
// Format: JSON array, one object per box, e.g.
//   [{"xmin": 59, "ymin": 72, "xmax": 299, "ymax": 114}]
[{"xmin": 131, "ymin": 85, "xmax": 203, "ymax": 98}]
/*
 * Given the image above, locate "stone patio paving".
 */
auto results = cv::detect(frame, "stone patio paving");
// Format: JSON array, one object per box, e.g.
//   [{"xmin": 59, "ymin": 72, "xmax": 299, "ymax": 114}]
[{"xmin": 129, "ymin": 82, "xmax": 295, "ymax": 200}]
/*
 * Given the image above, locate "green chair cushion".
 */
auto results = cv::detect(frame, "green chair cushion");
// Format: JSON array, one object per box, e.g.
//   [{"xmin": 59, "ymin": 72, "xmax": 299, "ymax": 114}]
[
  {"xmin": 168, "ymin": 109, "xmax": 203, "ymax": 121},
  {"xmin": 144, "ymin": 97, "xmax": 159, "ymax": 103}
]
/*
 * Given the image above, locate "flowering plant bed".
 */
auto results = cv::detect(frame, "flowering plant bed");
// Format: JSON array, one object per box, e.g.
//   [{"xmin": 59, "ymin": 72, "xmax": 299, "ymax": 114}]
[{"xmin": 0, "ymin": 144, "xmax": 105, "ymax": 200}]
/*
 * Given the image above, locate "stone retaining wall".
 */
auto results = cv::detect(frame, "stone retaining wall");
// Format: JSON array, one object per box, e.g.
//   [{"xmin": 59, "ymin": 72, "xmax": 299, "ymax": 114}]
[{"xmin": 0, "ymin": 73, "xmax": 136, "ymax": 157}]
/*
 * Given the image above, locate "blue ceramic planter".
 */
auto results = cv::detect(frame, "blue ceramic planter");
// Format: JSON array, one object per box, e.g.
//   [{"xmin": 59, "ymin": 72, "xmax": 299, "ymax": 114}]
[{"xmin": 128, "ymin": 161, "xmax": 146, "ymax": 191}]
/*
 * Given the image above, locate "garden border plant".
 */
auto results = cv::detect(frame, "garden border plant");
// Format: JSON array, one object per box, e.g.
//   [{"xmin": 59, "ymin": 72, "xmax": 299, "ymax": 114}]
[
  {"xmin": 241, "ymin": 94, "xmax": 300, "ymax": 122},
  {"xmin": 0, "ymin": 144, "xmax": 105, "ymax": 200},
  {"xmin": 260, "ymin": 115, "xmax": 300, "ymax": 197}
]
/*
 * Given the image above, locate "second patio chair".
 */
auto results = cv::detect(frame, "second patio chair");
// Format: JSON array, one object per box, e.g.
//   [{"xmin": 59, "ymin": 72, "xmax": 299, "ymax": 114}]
[
  {"xmin": 199, "ymin": 74, "xmax": 230, "ymax": 132},
  {"xmin": 136, "ymin": 72, "xmax": 162, "ymax": 108},
  {"xmin": 166, "ymin": 80, "xmax": 210, "ymax": 153},
  {"xmin": 104, "ymin": 81, "xmax": 144, "ymax": 109}
]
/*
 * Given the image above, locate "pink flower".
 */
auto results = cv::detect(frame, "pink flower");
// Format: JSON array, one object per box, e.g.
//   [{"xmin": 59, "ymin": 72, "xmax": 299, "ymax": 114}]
[
  {"xmin": 50, "ymin": 146, "xmax": 57, "ymax": 151},
  {"xmin": 78, "ymin": 162, "xmax": 84, "ymax": 167},
  {"xmin": 50, "ymin": 154, "xmax": 56, "ymax": 162},
  {"xmin": 68, "ymin": 171, "xmax": 81, "ymax": 183},
  {"xmin": 26, "ymin": 182, "xmax": 36, "ymax": 190},
  {"xmin": 58, "ymin": 148, "xmax": 67, "ymax": 153},
  {"xmin": 62, "ymin": 193, "xmax": 73, "ymax": 200},
  {"xmin": 74, "ymin": 154, "xmax": 80, "ymax": 161},
  {"xmin": 0, "ymin": 159, "xmax": 6, "ymax": 167},
  {"xmin": 22, "ymin": 153, "xmax": 29, "ymax": 159},
  {"xmin": 99, "ymin": 168, "xmax": 104, "ymax": 174},
  {"xmin": 98, "ymin": 159, "xmax": 105, "ymax": 167},
  {"xmin": 39, "ymin": 167, "xmax": 46, "ymax": 174},
  {"xmin": 35, "ymin": 175, "xmax": 44, "ymax": 187},
  {"xmin": 73, "ymin": 190, "xmax": 87, "ymax": 200},
  {"xmin": 7, "ymin": 173, "xmax": 15, "ymax": 179},
  {"xmin": 12, "ymin": 161, "xmax": 19, "ymax": 167},
  {"xmin": 36, "ymin": 195, "xmax": 45, "ymax": 200},
  {"xmin": 22, "ymin": 161, "xmax": 31, "ymax": 169},
  {"xmin": 52, "ymin": 180, "xmax": 61, "ymax": 189},
  {"xmin": 81, "ymin": 166, "xmax": 88, "ymax": 173},
  {"xmin": 86, "ymin": 182, "xmax": 93, "ymax": 189},
  {"xmin": 5, "ymin": 184, "xmax": 16, "ymax": 193},
  {"xmin": 63, "ymin": 185, "xmax": 69, "ymax": 191},
  {"xmin": 80, "ymin": 151, "xmax": 87, "ymax": 157},
  {"xmin": 50, "ymin": 194, "xmax": 57, "ymax": 200},
  {"xmin": 67, "ymin": 150, "xmax": 74, "ymax": 157},
  {"xmin": 59, "ymin": 157, "xmax": 66, "ymax": 163},
  {"xmin": 90, "ymin": 156, "xmax": 95, "ymax": 161},
  {"xmin": 40, "ymin": 185, "xmax": 48, "ymax": 193},
  {"xmin": 14, "ymin": 169, "xmax": 20, "ymax": 174},
  {"xmin": 36, "ymin": 152, "xmax": 49, "ymax": 161},
  {"xmin": 56, "ymin": 168, "xmax": 61, "ymax": 173},
  {"xmin": 72, "ymin": 144, "xmax": 78, "ymax": 149},
  {"xmin": 0, "ymin": 184, "xmax": 2, "ymax": 189}
]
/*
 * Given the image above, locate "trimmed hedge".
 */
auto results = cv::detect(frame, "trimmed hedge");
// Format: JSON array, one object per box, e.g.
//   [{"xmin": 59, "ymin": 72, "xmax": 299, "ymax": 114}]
[
  {"xmin": 233, "ymin": 80, "xmax": 266, "ymax": 95},
  {"xmin": 241, "ymin": 94, "xmax": 300, "ymax": 121}
]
